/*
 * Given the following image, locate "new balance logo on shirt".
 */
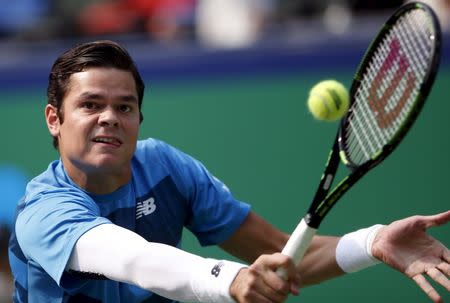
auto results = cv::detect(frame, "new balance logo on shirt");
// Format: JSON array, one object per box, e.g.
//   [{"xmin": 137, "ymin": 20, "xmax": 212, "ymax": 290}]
[{"xmin": 136, "ymin": 197, "xmax": 157, "ymax": 219}]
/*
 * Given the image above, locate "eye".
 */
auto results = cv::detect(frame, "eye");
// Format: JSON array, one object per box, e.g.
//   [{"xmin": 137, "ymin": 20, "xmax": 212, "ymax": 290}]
[
  {"xmin": 81, "ymin": 102, "xmax": 98, "ymax": 110},
  {"xmin": 119, "ymin": 104, "xmax": 133, "ymax": 113}
]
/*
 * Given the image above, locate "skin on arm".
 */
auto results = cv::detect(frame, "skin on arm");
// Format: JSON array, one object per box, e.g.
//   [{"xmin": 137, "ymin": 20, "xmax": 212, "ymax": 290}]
[
  {"xmin": 224, "ymin": 210, "xmax": 450, "ymax": 302},
  {"xmin": 220, "ymin": 211, "xmax": 345, "ymax": 287}
]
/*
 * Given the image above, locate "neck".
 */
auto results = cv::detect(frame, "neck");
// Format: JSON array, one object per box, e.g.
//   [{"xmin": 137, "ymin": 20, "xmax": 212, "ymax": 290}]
[
  {"xmin": 75, "ymin": 172, "xmax": 131, "ymax": 194},
  {"xmin": 62, "ymin": 159, "xmax": 131, "ymax": 195}
]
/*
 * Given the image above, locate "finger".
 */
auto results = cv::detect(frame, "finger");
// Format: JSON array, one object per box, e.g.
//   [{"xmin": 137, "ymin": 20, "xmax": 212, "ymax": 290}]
[
  {"xmin": 281, "ymin": 258, "xmax": 298, "ymax": 282},
  {"xmin": 426, "ymin": 267, "xmax": 450, "ymax": 292},
  {"xmin": 258, "ymin": 253, "xmax": 293, "ymax": 271},
  {"xmin": 290, "ymin": 284, "xmax": 300, "ymax": 296},
  {"xmin": 443, "ymin": 249, "xmax": 450, "ymax": 264},
  {"xmin": 244, "ymin": 272, "xmax": 288, "ymax": 303},
  {"xmin": 437, "ymin": 262, "xmax": 450, "ymax": 277},
  {"xmin": 277, "ymin": 264, "xmax": 301, "ymax": 296},
  {"xmin": 412, "ymin": 274, "xmax": 442, "ymax": 303},
  {"xmin": 262, "ymin": 270, "xmax": 290, "ymax": 294},
  {"xmin": 261, "ymin": 267, "xmax": 296, "ymax": 301},
  {"xmin": 423, "ymin": 210, "xmax": 450, "ymax": 228},
  {"xmin": 257, "ymin": 254, "xmax": 298, "ymax": 300},
  {"xmin": 273, "ymin": 270, "xmax": 301, "ymax": 296},
  {"xmin": 252, "ymin": 295, "xmax": 271, "ymax": 303},
  {"xmin": 258, "ymin": 252, "xmax": 302, "ymax": 299},
  {"xmin": 260, "ymin": 253, "xmax": 298, "ymax": 283},
  {"xmin": 290, "ymin": 273, "xmax": 302, "ymax": 296},
  {"xmin": 236, "ymin": 268, "xmax": 279, "ymax": 303},
  {"xmin": 241, "ymin": 290, "xmax": 273, "ymax": 303}
]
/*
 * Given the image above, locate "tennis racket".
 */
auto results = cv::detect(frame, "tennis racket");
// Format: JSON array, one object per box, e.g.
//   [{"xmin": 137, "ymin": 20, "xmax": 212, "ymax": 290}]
[{"xmin": 280, "ymin": 2, "xmax": 442, "ymax": 271}]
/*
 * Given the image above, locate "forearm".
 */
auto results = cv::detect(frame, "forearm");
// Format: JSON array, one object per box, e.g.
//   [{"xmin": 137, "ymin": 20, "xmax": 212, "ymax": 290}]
[
  {"xmin": 68, "ymin": 224, "xmax": 245, "ymax": 302},
  {"xmin": 219, "ymin": 212, "xmax": 288, "ymax": 263},
  {"xmin": 300, "ymin": 224, "xmax": 384, "ymax": 285},
  {"xmin": 220, "ymin": 212, "xmax": 382, "ymax": 287},
  {"xmin": 297, "ymin": 235, "xmax": 344, "ymax": 286},
  {"xmin": 219, "ymin": 212, "xmax": 343, "ymax": 285}
]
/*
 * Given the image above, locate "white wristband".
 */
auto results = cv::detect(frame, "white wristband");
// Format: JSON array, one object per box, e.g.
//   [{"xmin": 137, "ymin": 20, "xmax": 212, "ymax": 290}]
[{"xmin": 335, "ymin": 224, "xmax": 384, "ymax": 273}]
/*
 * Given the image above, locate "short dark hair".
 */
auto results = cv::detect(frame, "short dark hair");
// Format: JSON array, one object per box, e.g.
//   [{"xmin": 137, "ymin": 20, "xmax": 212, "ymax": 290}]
[{"xmin": 47, "ymin": 40, "xmax": 145, "ymax": 149}]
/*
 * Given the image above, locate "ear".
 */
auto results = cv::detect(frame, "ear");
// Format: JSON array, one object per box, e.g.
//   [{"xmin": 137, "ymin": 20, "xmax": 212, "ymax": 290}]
[{"xmin": 45, "ymin": 104, "xmax": 60, "ymax": 137}]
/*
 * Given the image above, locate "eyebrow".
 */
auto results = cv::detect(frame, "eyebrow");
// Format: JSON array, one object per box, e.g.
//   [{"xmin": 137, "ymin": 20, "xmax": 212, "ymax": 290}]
[{"xmin": 77, "ymin": 92, "xmax": 139, "ymax": 103}]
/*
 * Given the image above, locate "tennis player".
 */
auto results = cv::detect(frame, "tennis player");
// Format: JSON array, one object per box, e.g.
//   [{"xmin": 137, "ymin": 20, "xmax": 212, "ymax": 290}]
[{"xmin": 8, "ymin": 40, "xmax": 450, "ymax": 303}]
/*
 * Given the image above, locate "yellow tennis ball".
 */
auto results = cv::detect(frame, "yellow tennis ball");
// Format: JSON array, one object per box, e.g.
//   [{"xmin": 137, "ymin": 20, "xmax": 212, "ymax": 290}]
[{"xmin": 307, "ymin": 80, "xmax": 349, "ymax": 121}]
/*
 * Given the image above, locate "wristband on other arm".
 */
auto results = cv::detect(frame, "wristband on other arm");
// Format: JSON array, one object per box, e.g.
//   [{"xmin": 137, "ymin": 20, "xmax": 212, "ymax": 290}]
[{"xmin": 335, "ymin": 224, "xmax": 384, "ymax": 273}]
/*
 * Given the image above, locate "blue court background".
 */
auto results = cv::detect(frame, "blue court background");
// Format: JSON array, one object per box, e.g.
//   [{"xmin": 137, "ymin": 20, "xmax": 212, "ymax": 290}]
[{"xmin": 1, "ymin": 30, "xmax": 449, "ymax": 302}]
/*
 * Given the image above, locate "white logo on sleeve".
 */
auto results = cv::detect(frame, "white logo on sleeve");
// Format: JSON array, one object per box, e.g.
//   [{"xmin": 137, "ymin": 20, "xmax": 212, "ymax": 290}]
[{"xmin": 136, "ymin": 197, "xmax": 157, "ymax": 219}]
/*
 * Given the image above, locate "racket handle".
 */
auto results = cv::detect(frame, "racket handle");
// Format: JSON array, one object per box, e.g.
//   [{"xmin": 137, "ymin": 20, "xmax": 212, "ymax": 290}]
[{"xmin": 277, "ymin": 218, "xmax": 317, "ymax": 278}]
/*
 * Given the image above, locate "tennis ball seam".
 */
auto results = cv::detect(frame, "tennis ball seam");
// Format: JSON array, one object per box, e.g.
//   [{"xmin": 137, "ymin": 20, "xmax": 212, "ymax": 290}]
[
  {"xmin": 327, "ymin": 88, "xmax": 342, "ymax": 111},
  {"xmin": 310, "ymin": 92, "xmax": 332, "ymax": 120}
]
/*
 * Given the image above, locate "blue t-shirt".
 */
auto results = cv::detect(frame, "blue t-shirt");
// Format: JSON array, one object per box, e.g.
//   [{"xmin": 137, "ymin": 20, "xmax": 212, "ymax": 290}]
[{"xmin": 8, "ymin": 138, "xmax": 251, "ymax": 303}]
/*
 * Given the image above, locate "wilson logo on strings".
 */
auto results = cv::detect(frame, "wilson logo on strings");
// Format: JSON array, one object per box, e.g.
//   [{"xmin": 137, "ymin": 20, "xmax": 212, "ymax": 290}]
[{"xmin": 369, "ymin": 38, "xmax": 416, "ymax": 128}]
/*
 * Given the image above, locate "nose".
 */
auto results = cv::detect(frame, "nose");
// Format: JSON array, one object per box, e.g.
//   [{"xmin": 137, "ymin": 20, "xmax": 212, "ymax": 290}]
[{"xmin": 98, "ymin": 107, "xmax": 119, "ymax": 127}]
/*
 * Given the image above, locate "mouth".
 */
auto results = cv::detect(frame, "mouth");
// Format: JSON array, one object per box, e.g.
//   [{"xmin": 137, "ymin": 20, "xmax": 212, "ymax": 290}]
[{"xmin": 92, "ymin": 136, "xmax": 122, "ymax": 147}]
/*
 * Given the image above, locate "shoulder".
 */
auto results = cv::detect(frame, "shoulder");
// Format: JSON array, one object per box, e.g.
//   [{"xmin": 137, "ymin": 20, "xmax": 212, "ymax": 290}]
[
  {"xmin": 21, "ymin": 160, "xmax": 98, "ymax": 219},
  {"xmin": 136, "ymin": 137, "xmax": 181, "ymax": 156},
  {"xmin": 17, "ymin": 162, "xmax": 104, "ymax": 251},
  {"xmin": 26, "ymin": 160, "xmax": 72, "ymax": 198},
  {"xmin": 132, "ymin": 138, "xmax": 208, "ymax": 194},
  {"xmin": 25, "ymin": 160, "xmax": 87, "ymax": 201},
  {"xmin": 134, "ymin": 138, "xmax": 195, "ymax": 168}
]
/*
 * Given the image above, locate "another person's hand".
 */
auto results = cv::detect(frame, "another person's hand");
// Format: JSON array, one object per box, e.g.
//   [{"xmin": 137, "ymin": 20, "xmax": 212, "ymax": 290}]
[
  {"xmin": 372, "ymin": 210, "xmax": 450, "ymax": 303},
  {"xmin": 230, "ymin": 253, "xmax": 300, "ymax": 303}
]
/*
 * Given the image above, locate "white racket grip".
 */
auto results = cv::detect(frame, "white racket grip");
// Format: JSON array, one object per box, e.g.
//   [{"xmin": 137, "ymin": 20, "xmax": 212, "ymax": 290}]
[{"xmin": 277, "ymin": 219, "xmax": 317, "ymax": 278}]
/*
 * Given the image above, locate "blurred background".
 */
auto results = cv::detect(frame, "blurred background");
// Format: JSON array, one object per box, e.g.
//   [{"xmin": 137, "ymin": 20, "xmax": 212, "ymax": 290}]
[{"xmin": 0, "ymin": 1, "xmax": 449, "ymax": 303}]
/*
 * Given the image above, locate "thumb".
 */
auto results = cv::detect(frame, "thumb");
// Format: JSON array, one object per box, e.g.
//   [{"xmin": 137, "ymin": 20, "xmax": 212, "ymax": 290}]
[{"xmin": 423, "ymin": 210, "xmax": 450, "ymax": 229}]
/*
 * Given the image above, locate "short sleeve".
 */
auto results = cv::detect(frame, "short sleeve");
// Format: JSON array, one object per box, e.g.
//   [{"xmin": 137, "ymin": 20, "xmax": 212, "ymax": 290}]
[
  {"xmin": 15, "ymin": 190, "xmax": 110, "ymax": 286},
  {"xmin": 147, "ymin": 139, "xmax": 251, "ymax": 246},
  {"xmin": 186, "ymin": 172, "xmax": 251, "ymax": 246}
]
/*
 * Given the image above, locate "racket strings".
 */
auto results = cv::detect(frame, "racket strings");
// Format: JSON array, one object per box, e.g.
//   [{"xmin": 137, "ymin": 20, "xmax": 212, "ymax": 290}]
[{"xmin": 344, "ymin": 8, "xmax": 436, "ymax": 165}]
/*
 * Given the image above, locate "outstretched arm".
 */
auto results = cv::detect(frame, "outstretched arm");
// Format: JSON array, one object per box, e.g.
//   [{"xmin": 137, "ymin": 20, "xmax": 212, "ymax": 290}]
[
  {"xmin": 221, "ymin": 210, "xmax": 450, "ymax": 302},
  {"xmin": 67, "ymin": 222, "xmax": 300, "ymax": 303},
  {"xmin": 371, "ymin": 210, "xmax": 450, "ymax": 303}
]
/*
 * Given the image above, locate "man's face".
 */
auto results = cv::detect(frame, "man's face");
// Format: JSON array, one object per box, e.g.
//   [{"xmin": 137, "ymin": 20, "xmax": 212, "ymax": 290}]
[{"xmin": 46, "ymin": 67, "xmax": 141, "ymax": 178}]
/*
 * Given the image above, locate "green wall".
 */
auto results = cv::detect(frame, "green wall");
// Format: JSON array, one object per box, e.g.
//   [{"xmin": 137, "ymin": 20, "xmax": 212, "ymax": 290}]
[{"xmin": 2, "ymin": 69, "xmax": 449, "ymax": 302}]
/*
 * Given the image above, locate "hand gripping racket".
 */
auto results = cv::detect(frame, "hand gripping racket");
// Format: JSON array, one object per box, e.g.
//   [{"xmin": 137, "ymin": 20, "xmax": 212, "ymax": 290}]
[{"xmin": 280, "ymin": 2, "xmax": 442, "ymax": 272}]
